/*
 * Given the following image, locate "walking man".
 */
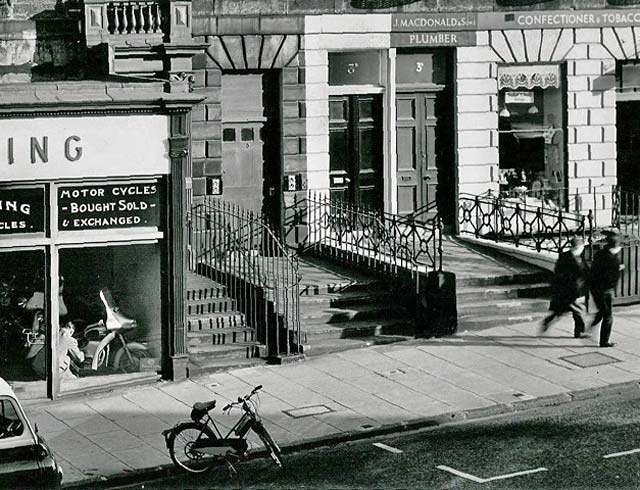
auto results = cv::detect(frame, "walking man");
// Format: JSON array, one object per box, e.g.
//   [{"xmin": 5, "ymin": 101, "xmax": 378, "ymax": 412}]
[
  {"xmin": 541, "ymin": 236, "xmax": 588, "ymax": 337},
  {"xmin": 590, "ymin": 229, "xmax": 624, "ymax": 348}
]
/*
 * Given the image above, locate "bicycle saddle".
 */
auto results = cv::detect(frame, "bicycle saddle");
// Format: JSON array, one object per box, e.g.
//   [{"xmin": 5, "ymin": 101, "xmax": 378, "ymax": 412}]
[{"xmin": 191, "ymin": 400, "xmax": 216, "ymax": 421}]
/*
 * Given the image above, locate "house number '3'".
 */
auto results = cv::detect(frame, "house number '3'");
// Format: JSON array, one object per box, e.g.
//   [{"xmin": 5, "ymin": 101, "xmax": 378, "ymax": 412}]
[
  {"xmin": 416, "ymin": 62, "xmax": 424, "ymax": 72},
  {"xmin": 347, "ymin": 63, "xmax": 359, "ymax": 74}
]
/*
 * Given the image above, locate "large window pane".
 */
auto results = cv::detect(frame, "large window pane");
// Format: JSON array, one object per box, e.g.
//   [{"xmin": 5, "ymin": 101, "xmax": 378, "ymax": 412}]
[
  {"xmin": 0, "ymin": 250, "xmax": 48, "ymax": 400},
  {"xmin": 58, "ymin": 243, "xmax": 162, "ymax": 392}
]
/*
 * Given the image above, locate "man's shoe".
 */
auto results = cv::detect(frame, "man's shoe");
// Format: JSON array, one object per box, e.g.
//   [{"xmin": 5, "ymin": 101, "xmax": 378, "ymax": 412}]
[{"xmin": 600, "ymin": 342, "xmax": 616, "ymax": 348}]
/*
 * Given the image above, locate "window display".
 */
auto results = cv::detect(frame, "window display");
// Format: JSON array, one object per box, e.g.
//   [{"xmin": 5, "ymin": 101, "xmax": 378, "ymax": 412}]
[
  {"xmin": 0, "ymin": 251, "xmax": 48, "ymax": 399},
  {"xmin": 497, "ymin": 64, "xmax": 566, "ymax": 210},
  {"xmin": 58, "ymin": 243, "xmax": 161, "ymax": 391}
]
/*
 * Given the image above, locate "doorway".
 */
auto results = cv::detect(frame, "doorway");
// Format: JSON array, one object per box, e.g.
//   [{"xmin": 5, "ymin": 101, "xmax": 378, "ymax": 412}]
[
  {"xmin": 221, "ymin": 72, "xmax": 282, "ymax": 233},
  {"xmin": 617, "ymin": 101, "xmax": 640, "ymax": 194},
  {"xmin": 328, "ymin": 94, "xmax": 383, "ymax": 210}
]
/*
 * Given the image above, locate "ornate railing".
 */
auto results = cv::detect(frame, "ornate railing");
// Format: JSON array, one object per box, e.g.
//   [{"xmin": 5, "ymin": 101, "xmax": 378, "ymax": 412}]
[
  {"xmin": 188, "ymin": 198, "xmax": 301, "ymax": 359},
  {"xmin": 459, "ymin": 193, "xmax": 593, "ymax": 253},
  {"xmin": 612, "ymin": 187, "xmax": 640, "ymax": 238},
  {"xmin": 304, "ymin": 192, "xmax": 442, "ymax": 279}
]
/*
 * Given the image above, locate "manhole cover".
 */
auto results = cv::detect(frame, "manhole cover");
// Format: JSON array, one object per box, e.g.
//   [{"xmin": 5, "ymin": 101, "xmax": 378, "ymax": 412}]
[
  {"xmin": 283, "ymin": 405, "xmax": 333, "ymax": 418},
  {"xmin": 560, "ymin": 352, "xmax": 620, "ymax": 368}
]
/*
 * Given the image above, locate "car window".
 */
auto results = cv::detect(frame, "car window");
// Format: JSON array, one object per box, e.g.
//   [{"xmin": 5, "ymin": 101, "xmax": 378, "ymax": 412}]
[{"xmin": 0, "ymin": 399, "xmax": 24, "ymax": 439}]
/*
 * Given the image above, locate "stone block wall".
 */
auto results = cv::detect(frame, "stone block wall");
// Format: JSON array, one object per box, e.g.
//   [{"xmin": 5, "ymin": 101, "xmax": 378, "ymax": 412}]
[{"xmin": 190, "ymin": 32, "xmax": 307, "ymax": 218}]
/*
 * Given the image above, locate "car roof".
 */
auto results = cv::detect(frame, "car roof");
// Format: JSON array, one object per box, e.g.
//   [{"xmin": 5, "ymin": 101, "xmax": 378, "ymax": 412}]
[{"xmin": 0, "ymin": 377, "xmax": 16, "ymax": 398}]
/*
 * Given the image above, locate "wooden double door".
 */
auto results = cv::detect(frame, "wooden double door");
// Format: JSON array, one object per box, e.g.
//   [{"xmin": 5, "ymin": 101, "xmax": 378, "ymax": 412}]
[
  {"xmin": 396, "ymin": 91, "xmax": 440, "ymax": 218},
  {"xmin": 329, "ymin": 95, "xmax": 383, "ymax": 210}
]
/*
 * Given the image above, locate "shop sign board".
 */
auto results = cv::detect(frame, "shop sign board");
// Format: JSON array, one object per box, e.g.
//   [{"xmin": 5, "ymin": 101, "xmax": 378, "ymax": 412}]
[
  {"xmin": 391, "ymin": 13, "xmax": 478, "ymax": 31},
  {"xmin": 390, "ymin": 31, "xmax": 477, "ymax": 47},
  {"xmin": 0, "ymin": 115, "xmax": 170, "ymax": 183},
  {"xmin": 57, "ymin": 181, "xmax": 161, "ymax": 231},
  {"xmin": 477, "ymin": 9, "xmax": 640, "ymax": 30},
  {"xmin": 0, "ymin": 187, "xmax": 45, "ymax": 234}
]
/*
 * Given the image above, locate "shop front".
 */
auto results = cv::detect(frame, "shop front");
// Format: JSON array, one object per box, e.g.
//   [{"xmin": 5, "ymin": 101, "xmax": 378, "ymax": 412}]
[{"xmin": 0, "ymin": 94, "xmax": 195, "ymax": 400}]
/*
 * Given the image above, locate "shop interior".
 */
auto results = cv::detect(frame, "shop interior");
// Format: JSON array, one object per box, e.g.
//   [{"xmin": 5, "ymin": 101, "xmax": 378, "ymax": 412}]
[
  {"xmin": 498, "ymin": 82, "xmax": 566, "ymax": 210},
  {"xmin": 0, "ymin": 244, "xmax": 162, "ymax": 397}
]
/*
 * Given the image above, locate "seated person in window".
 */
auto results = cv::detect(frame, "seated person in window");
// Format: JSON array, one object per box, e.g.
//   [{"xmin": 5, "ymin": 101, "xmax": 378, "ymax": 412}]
[{"xmin": 531, "ymin": 171, "xmax": 546, "ymax": 199}]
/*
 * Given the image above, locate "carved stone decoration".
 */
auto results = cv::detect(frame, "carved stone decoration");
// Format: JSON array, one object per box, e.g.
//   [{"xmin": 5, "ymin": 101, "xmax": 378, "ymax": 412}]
[
  {"xmin": 168, "ymin": 71, "xmax": 195, "ymax": 92},
  {"xmin": 169, "ymin": 147, "xmax": 189, "ymax": 158},
  {"xmin": 205, "ymin": 34, "xmax": 300, "ymax": 70}
]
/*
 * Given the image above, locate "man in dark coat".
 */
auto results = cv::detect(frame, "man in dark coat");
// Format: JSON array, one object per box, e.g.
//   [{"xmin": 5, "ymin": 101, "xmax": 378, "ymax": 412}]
[
  {"xmin": 590, "ymin": 229, "xmax": 624, "ymax": 347},
  {"xmin": 541, "ymin": 236, "xmax": 588, "ymax": 337}
]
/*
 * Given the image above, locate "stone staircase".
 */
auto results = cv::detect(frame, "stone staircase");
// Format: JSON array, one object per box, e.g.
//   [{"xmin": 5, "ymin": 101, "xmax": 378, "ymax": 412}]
[
  {"xmin": 185, "ymin": 272, "xmax": 266, "ymax": 375},
  {"xmin": 297, "ymin": 257, "xmax": 415, "ymax": 357},
  {"xmin": 443, "ymin": 236, "xmax": 552, "ymax": 332}
]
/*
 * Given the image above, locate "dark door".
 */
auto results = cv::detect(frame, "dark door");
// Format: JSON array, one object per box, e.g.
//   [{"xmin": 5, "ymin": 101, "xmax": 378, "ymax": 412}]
[
  {"xmin": 0, "ymin": 398, "xmax": 42, "ymax": 489},
  {"xmin": 396, "ymin": 92, "xmax": 438, "ymax": 217},
  {"xmin": 329, "ymin": 95, "xmax": 383, "ymax": 209}
]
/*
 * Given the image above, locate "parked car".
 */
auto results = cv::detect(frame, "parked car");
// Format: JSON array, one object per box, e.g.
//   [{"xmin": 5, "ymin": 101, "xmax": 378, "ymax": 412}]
[{"xmin": 0, "ymin": 377, "xmax": 63, "ymax": 489}]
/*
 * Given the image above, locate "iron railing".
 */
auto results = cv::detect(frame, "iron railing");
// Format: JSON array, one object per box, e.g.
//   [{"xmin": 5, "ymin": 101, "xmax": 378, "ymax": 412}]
[
  {"xmin": 612, "ymin": 187, "xmax": 640, "ymax": 238},
  {"xmin": 458, "ymin": 193, "xmax": 594, "ymax": 253},
  {"xmin": 303, "ymin": 192, "xmax": 442, "ymax": 282},
  {"xmin": 188, "ymin": 198, "xmax": 301, "ymax": 358},
  {"xmin": 499, "ymin": 184, "xmax": 613, "ymax": 229}
]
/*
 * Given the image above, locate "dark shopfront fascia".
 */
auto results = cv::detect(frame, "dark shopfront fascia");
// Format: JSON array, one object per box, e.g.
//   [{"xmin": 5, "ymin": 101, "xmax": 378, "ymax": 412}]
[{"xmin": 0, "ymin": 93, "xmax": 201, "ymax": 400}]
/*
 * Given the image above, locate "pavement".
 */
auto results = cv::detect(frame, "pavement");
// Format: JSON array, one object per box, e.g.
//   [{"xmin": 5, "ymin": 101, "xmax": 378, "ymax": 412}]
[{"xmin": 23, "ymin": 304, "xmax": 640, "ymax": 488}]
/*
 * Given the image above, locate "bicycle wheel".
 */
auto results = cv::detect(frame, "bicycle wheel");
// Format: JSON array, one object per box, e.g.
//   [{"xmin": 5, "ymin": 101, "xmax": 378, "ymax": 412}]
[
  {"xmin": 168, "ymin": 422, "xmax": 219, "ymax": 473},
  {"xmin": 253, "ymin": 422, "xmax": 283, "ymax": 468}
]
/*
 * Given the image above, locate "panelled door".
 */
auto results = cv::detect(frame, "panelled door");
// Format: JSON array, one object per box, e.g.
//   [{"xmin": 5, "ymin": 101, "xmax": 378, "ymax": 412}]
[
  {"xmin": 396, "ymin": 92, "xmax": 439, "ymax": 217},
  {"xmin": 329, "ymin": 94, "xmax": 383, "ymax": 209}
]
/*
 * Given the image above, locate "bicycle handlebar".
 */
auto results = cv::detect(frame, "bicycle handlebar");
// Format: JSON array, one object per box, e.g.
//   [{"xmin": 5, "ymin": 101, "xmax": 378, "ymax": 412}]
[{"xmin": 222, "ymin": 385, "xmax": 262, "ymax": 411}]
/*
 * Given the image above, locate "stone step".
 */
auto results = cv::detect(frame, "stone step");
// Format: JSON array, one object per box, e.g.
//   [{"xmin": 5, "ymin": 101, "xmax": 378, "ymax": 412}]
[
  {"xmin": 300, "ymin": 303, "xmax": 399, "ymax": 325},
  {"xmin": 186, "ymin": 297, "xmax": 237, "ymax": 316},
  {"xmin": 299, "ymin": 290, "xmax": 388, "ymax": 308},
  {"xmin": 458, "ymin": 298, "xmax": 549, "ymax": 316},
  {"xmin": 456, "ymin": 271, "xmax": 550, "ymax": 288},
  {"xmin": 187, "ymin": 312, "xmax": 246, "ymax": 331},
  {"xmin": 186, "ymin": 286, "xmax": 228, "ymax": 301},
  {"xmin": 188, "ymin": 343, "xmax": 265, "ymax": 363},
  {"xmin": 302, "ymin": 319, "xmax": 414, "ymax": 342},
  {"xmin": 302, "ymin": 335, "xmax": 410, "ymax": 358},
  {"xmin": 457, "ymin": 312, "xmax": 548, "ymax": 331},
  {"xmin": 187, "ymin": 327, "xmax": 256, "ymax": 346},
  {"xmin": 187, "ymin": 356, "xmax": 268, "ymax": 377},
  {"xmin": 456, "ymin": 283, "xmax": 551, "ymax": 301},
  {"xmin": 299, "ymin": 280, "xmax": 384, "ymax": 297}
]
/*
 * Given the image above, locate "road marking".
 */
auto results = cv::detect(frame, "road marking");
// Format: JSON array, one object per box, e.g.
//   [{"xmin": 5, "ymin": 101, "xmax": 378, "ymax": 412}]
[
  {"xmin": 373, "ymin": 442, "xmax": 403, "ymax": 454},
  {"xmin": 437, "ymin": 465, "xmax": 485, "ymax": 483},
  {"xmin": 603, "ymin": 448, "xmax": 640, "ymax": 459},
  {"xmin": 483, "ymin": 468, "xmax": 548, "ymax": 482},
  {"xmin": 437, "ymin": 465, "xmax": 548, "ymax": 484}
]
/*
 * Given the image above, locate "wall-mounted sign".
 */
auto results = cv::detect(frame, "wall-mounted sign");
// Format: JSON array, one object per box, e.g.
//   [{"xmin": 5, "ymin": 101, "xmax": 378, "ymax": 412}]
[
  {"xmin": 392, "ymin": 13, "xmax": 478, "ymax": 31},
  {"xmin": 477, "ymin": 9, "xmax": 640, "ymax": 30},
  {"xmin": 0, "ymin": 187, "xmax": 45, "ymax": 234},
  {"xmin": 329, "ymin": 51, "xmax": 380, "ymax": 87},
  {"xmin": 391, "ymin": 31, "xmax": 477, "ymax": 48},
  {"xmin": 0, "ymin": 115, "xmax": 170, "ymax": 183},
  {"xmin": 58, "ymin": 181, "xmax": 161, "ymax": 231},
  {"xmin": 505, "ymin": 91, "xmax": 535, "ymax": 104}
]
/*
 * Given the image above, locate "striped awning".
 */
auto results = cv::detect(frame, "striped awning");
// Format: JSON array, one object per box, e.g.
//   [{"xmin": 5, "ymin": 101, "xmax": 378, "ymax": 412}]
[{"xmin": 498, "ymin": 64, "xmax": 561, "ymax": 90}]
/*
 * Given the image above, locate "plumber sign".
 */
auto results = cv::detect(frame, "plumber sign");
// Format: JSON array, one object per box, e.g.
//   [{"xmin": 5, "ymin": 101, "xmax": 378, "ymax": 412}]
[{"xmin": 58, "ymin": 181, "xmax": 161, "ymax": 231}]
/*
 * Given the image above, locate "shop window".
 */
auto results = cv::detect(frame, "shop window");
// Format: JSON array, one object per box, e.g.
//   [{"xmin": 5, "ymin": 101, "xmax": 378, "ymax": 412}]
[
  {"xmin": 0, "ymin": 250, "xmax": 48, "ymax": 398},
  {"xmin": 58, "ymin": 243, "xmax": 161, "ymax": 391},
  {"xmin": 498, "ymin": 64, "xmax": 565, "ymax": 209}
]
